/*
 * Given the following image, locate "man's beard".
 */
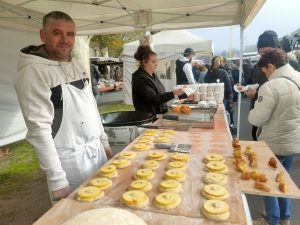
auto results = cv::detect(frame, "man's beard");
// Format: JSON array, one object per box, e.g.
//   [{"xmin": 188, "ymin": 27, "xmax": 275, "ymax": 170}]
[{"xmin": 54, "ymin": 49, "xmax": 72, "ymax": 60}]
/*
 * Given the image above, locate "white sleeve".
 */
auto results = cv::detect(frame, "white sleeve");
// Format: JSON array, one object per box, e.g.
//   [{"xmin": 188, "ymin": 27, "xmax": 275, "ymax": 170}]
[
  {"xmin": 99, "ymin": 118, "xmax": 110, "ymax": 147},
  {"xmin": 248, "ymin": 84, "xmax": 275, "ymax": 127},
  {"xmin": 14, "ymin": 64, "xmax": 68, "ymax": 192},
  {"xmin": 183, "ymin": 63, "xmax": 195, "ymax": 84}
]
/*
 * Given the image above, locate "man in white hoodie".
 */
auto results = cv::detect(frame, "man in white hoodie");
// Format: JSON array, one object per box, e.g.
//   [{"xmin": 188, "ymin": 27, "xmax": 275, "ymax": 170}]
[{"xmin": 14, "ymin": 11, "xmax": 113, "ymax": 203}]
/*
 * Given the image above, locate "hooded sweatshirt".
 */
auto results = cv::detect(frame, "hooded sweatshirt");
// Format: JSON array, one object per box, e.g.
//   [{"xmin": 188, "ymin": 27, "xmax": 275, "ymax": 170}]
[
  {"xmin": 132, "ymin": 67, "xmax": 174, "ymax": 115},
  {"xmin": 14, "ymin": 44, "xmax": 109, "ymax": 191}
]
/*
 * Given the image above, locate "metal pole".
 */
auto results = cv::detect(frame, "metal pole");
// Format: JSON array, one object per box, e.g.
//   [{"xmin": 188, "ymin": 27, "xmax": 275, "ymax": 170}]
[{"xmin": 230, "ymin": 26, "xmax": 232, "ymax": 58}]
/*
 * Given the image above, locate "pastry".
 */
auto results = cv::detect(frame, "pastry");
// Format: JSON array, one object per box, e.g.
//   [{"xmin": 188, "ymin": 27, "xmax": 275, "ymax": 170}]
[
  {"xmin": 133, "ymin": 143, "xmax": 149, "ymax": 151},
  {"xmin": 257, "ymin": 174, "xmax": 268, "ymax": 182},
  {"xmin": 249, "ymin": 171, "xmax": 260, "ymax": 180},
  {"xmin": 233, "ymin": 149, "xmax": 242, "ymax": 158},
  {"xmin": 201, "ymin": 184, "xmax": 229, "ymax": 200},
  {"xmin": 204, "ymin": 154, "xmax": 225, "ymax": 163},
  {"xmin": 128, "ymin": 179, "xmax": 152, "ymax": 192},
  {"xmin": 112, "ymin": 159, "xmax": 131, "ymax": 168},
  {"xmin": 236, "ymin": 162, "xmax": 248, "ymax": 173},
  {"xmin": 143, "ymin": 132, "xmax": 158, "ymax": 138},
  {"xmin": 205, "ymin": 162, "xmax": 229, "ymax": 174},
  {"xmin": 142, "ymin": 160, "xmax": 160, "ymax": 170},
  {"xmin": 244, "ymin": 146, "xmax": 253, "ymax": 155},
  {"xmin": 171, "ymin": 152, "xmax": 190, "ymax": 162},
  {"xmin": 62, "ymin": 208, "xmax": 147, "ymax": 225},
  {"xmin": 180, "ymin": 105, "xmax": 191, "ymax": 114},
  {"xmin": 133, "ymin": 168, "xmax": 155, "ymax": 180},
  {"xmin": 279, "ymin": 182, "xmax": 287, "ymax": 193},
  {"xmin": 164, "ymin": 130, "xmax": 177, "ymax": 135},
  {"xmin": 166, "ymin": 161, "xmax": 187, "ymax": 171},
  {"xmin": 119, "ymin": 151, "xmax": 136, "ymax": 160},
  {"xmin": 240, "ymin": 172, "xmax": 251, "ymax": 180},
  {"xmin": 165, "ymin": 169, "xmax": 186, "ymax": 182},
  {"xmin": 158, "ymin": 180, "xmax": 182, "ymax": 193},
  {"xmin": 159, "ymin": 133, "xmax": 173, "ymax": 138},
  {"xmin": 201, "ymin": 199, "xmax": 230, "ymax": 221},
  {"xmin": 77, "ymin": 186, "xmax": 105, "ymax": 202},
  {"xmin": 249, "ymin": 157, "xmax": 258, "ymax": 167},
  {"xmin": 254, "ymin": 182, "xmax": 271, "ymax": 192},
  {"xmin": 145, "ymin": 129, "xmax": 158, "ymax": 133},
  {"xmin": 120, "ymin": 190, "xmax": 149, "ymax": 209},
  {"xmin": 276, "ymin": 172, "xmax": 285, "ymax": 182},
  {"xmin": 99, "ymin": 165, "xmax": 118, "ymax": 178},
  {"xmin": 138, "ymin": 138, "xmax": 153, "ymax": 145},
  {"xmin": 203, "ymin": 172, "xmax": 228, "ymax": 185},
  {"xmin": 234, "ymin": 158, "xmax": 245, "ymax": 165},
  {"xmin": 172, "ymin": 106, "xmax": 181, "ymax": 114},
  {"xmin": 140, "ymin": 135, "xmax": 155, "ymax": 141},
  {"xmin": 154, "ymin": 192, "xmax": 181, "ymax": 210},
  {"xmin": 154, "ymin": 136, "xmax": 170, "ymax": 143},
  {"xmin": 148, "ymin": 151, "xmax": 167, "ymax": 161},
  {"xmin": 89, "ymin": 177, "xmax": 112, "ymax": 190},
  {"xmin": 268, "ymin": 157, "xmax": 278, "ymax": 168}
]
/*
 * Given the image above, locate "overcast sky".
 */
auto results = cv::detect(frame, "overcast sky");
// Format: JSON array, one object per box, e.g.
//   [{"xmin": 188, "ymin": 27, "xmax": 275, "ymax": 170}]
[{"xmin": 188, "ymin": 0, "xmax": 300, "ymax": 54}]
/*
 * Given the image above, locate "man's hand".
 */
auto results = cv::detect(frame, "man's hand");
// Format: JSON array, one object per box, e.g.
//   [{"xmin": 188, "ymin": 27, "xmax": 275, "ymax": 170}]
[
  {"xmin": 173, "ymin": 88, "xmax": 184, "ymax": 96},
  {"xmin": 104, "ymin": 146, "xmax": 113, "ymax": 160},
  {"xmin": 51, "ymin": 185, "xmax": 71, "ymax": 201},
  {"xmin": 244, "ymin": 86, "xmax": 256, "ymax": 98}
]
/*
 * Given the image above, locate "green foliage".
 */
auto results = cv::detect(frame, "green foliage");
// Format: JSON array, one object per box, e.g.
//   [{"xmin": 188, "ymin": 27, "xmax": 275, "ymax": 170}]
[
  {"xmin": 90, "ymin": 32, "xmax": 143, "ymax": 57},
  {"xmin": 98, "ymin": 101, "xmax": 135, "ymax": 114}
]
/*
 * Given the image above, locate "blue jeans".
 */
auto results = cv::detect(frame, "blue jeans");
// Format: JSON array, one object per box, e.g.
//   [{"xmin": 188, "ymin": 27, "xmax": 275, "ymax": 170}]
[{"xmin": 264, "ymin": 154, "xmax": 295, "ymax": 225}]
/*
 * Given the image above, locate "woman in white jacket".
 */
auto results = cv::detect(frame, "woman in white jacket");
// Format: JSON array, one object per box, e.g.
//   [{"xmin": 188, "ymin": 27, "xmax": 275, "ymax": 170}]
[{"xmin": 249, "ymin": 48, "xmax": 300, "ymax": 225}]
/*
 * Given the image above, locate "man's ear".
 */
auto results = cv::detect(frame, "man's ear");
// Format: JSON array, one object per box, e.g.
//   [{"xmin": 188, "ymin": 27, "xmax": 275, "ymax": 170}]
[{"xmin": 40, "ymin": 29, "xmax": 46, "ymax": 43}]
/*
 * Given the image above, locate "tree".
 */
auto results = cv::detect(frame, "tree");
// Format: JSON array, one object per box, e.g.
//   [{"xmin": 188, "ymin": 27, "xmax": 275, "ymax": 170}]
[{"xmin": 90, "ymin": 32, "xmax": 143, "ymax": 58}]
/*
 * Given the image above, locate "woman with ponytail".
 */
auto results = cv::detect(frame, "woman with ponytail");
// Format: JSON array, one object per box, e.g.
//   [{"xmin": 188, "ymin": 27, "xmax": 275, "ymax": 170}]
[{"xmin": 132, "ymin": 45, "xmax": 184, "ymax": 118}]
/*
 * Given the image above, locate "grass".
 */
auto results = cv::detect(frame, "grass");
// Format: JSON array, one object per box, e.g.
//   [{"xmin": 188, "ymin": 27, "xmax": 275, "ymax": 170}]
[{"xmin": 0, "ymin": 101, "xmax": 134, "ymax": 195}]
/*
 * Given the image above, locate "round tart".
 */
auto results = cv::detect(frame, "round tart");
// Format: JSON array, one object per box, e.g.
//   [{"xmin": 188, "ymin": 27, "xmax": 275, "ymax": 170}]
[
  {"xmin": 171, "ymin": 152, "xmax": 190, "ymax": 162},
  {"xmin": 159, "ymin": 133, "xmax": 173, "ymax": 138},
  {"xmin": 133, "ymin": 169, "xmax": 155, "ymax": 180},
  {"xmin": 164, "ymin": 130, "xmax": 177, "ymax": 135},
  {"xmin": 138, "ymin": 138, "xmax": 153, "ymax": 145},
  {"xmin": 77, "ymin": 186, "xmax": 104, "ymax": 202},
  {"xmin": 112, "ymin": 159, "xmax": 131, "ymax": 168},
  {"xmin": 148, "ymin": 151, "xmax": 167, "ymax": 161},
  {"xmin": 89, "ymin": 177, "xmax": 112, "ymax": 190},
  {"xmin": 119, "ymin": 151, "xmax": 136, "ymax": 160},
  {"xmin": 167, "ymin": 161, "xmax": 187, "ymax": 171},
  {"xmin": 154, "ymin": 136, "xmax": 170, "ymax": 143},
  {"xmin": 154, "ymin": 192, "xmax": 181, "ymax": 210},
  {"xmin": 143, "ymin": 132, "xmax": 158, "ymax": 137},
  {"xmin": 201, "ymin": 199, "xmax": 230, "ymax": 221},
  {"xmin": 159, "ymin": 180, "xmax": 182, "ymax": 193},
  {"xmin": 203, "ymin": 173, "xmax": 228, "ymax": 185},
  {"xmin": 128, "ymin": 179, "xmax": 152, "ymax": 192},
  {"xmin": 142, "ymin": 160, "xmax": 160, "ymax": 170},
  {"xmin": 201, "ymin": 184, "xmax": 229, "ymax": 200},
  {"xmin": 99, "ymin": 165, "xmax": 118, "ymax": 178},
  {"xmin": 120, "ymin": 190, "xmax": 149, "ymax": 209},
  {"xmin": 205, "ymin": 162, "xmax": 228, "ymax": 174},
  {"xmin": 133, "ymin": 143, "xmax": 149, "ymax": 151},
  {"xmin": 140, "ymin": 136, "xmax": 155, "ymax": 141},
  {"xmin": 204, "ymin": 154, "xmax": 225, "ymax": 163},
  {"xmin": 145, "ymin": 129, "xmax": 159, "ymax": 133},
  {"xmin": 165, "ymin": 169, "xmax": 186, "ymax": 182}
]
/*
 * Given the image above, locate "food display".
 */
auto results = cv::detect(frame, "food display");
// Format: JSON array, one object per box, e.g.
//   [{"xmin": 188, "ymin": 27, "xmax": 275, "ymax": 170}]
[
  {"xmin": 128, "ymin": 179, "xmax": 152, "ymax": 192},
  {"xmin": 112, "ymin": 159, "xmax": 131, "ymax": 168},
  {"xmin": 254, "ymin": 182, "xmax": 271, "ymax": 192},
  {"xmin": 99, "ymin": 165, "xmax": 118, "ymax": 178},
  {"xmin": 133, "ymin": 169, "xmax": 155, "ymax": 180},
  {"xmin": 148, "ymin": 151, "xmax": 167, "ymax": 160},
  {"xmin": 89, "ymin": 177, "xmax": 112, "ymax": 190},
  {"xmin": 276, "ymin": 172, "xmax": 285, "ymax": 182},
  {"xmin": 203, "ymin": 154, "xmax": 225, "ymax": 163},
  {"xmin": 120, "ymin": 190, "xmax": 149, "ymax": 209},
  {"xmin": 158, "ymin": 180, "xmax": 182, "ymax": 193},
  {"xmin": 119, "ymin": 151, "xmax": 136, "ymax": 160},
  {"xmin": 171, "ymin": 105, "xmax": 192, "ymax": 115},
  {"xmin": 201, "ymin": 184, "xmax": 229, "ymax": 200},
  {"xmin": 268, "ymin": 157, "xmax": 278, "ymax": 168},
  {"xmin": 142, "ymin": 160, "xmax": 160, "ymax": 170},
  {"xmin": 77, "ymin": 186, "xmax": 105, "ymax": 202},
  {"xmin": 166, "ymin": 161, "xmax": 187, "ymax": 171},
  {"xmin": 154, "ymin": 192, "xmax": 181, "ymax": 210},
  {"xmin": 279, "ymin": 182, "xmax": 288, "ymax": 193},
  {"xmin": 171, "ymin": 152, "xmax": 190, "ymax": 162},
  {"xmin": 205, "ymin": 162, "xmax": 228, "ymax": 174},
  {"xmin": 165, "ymin": 169, "xmax": 186, "ymax": 182},
  {"xmin": 201, "ymin": 199, "xmax": 230, "ymax": 221},
  {"xmin": 203, "ymin": 172, "xmax": 228, "ymax": 185}
]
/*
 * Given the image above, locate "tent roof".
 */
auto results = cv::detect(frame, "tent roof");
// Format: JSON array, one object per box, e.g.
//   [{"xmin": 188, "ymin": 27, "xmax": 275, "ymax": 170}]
[
  {"xmin": 0, "ymin": 0, "xmax": 266, "ymax": 35},
  {"xmin": 124, "ymin": 30, "xmax": 213, "ymax": 56}
]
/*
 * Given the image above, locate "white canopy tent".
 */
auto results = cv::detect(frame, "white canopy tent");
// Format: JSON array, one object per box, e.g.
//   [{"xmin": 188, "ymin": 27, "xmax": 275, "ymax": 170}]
[
  {"xmin": 0, "ymin": 0, "xmax": 266, "ymax": 146},
  {"xmin": 122, "ymin": 29, "xmax": 214, "ymax": 105}
]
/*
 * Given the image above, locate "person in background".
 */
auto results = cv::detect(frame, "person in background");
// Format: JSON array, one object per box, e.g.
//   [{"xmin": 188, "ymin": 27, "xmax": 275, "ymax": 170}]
[
  {"xmin": 249, "ymin": 48, "xmax": 300, "ymax": 225},
  {"xmin": 14, "ymin": 11, "xmax": 113, "ymax": 204},
  {"xmin": 175, "ymin": 47, "xmax": 196, "ymax": 99},
  {"xmin": 231, "ymin": 63, "xmax": 240, "ymax": 104},
  {"xmin": 90, "ymin": 62, "xmax": 100, "ymax": 102},
  {"xmin": 132, "ymin": 45, "xmax": 184, "ymax": 117},
  {"xmin": 242, "ymin": 59, "xmax": 254, "ymax": 86},
  {"xmin": 244, "ymin": 30, "xmax": 300, "ymax": 140},
  {"xmin": 192, "ymin": 62, "xmax": 200, "ymax": 82},
  {"xmin": 198, "ymin": 64, "xmax": 208, "ymax": 84}
]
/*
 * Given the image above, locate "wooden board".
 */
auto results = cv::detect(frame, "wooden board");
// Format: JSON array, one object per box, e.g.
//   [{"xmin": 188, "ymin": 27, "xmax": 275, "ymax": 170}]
[
  {"xmin": 235, "ymin": 141, "xmax": 300, "ymax": 199},
  {"xmin": 66, "ymin": 151, "xmax": 247, "ymax": 224}
]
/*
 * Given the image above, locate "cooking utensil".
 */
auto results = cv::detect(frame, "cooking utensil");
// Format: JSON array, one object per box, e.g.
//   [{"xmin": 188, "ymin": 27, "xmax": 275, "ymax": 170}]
[
  {"xmin": 137, "ymin": 124, "xmax": 192, "ymax": 131},
  {"xmin": 154, "ymin": 143, "xmax": 191, "ymax": 153},
  {"xmin": 159, "ymin": 114, "xmax": 204, "ymax": 122}
]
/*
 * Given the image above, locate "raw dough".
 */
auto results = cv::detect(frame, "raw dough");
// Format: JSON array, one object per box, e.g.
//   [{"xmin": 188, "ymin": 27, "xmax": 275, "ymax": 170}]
[
  {"xmin": 142, "ymin": 160, "xmax": 160, "ymax": 170},
  {"xmin": 166, "ymin": 161, "xmax": 187, "ymax": 171},
  {"xmin": 203, "ymin": 172, "xmax": 228, "ymax": 185},
  {"xmin": 119, "ymin": 152, "xmax": 136, "ymax": 160},
  {"xmin": 62, "ymin": 208, "xmax": 147, "ymax": 225},
  {"xmin": 77, "ymin": 186, "xmax": 105, "ymax": 203},
  {"xmin": 133, "ymin": 169, "xmax": 155, "ymax": 180},
  {"xmin": 159, "ymin": 180, "xmax": 182, "ymax": 193},
  {"xmin": 112, "ymin": 159, "xmax": 131, "ymax": 168},
  {"xmin": 201, "ymin": 200, "xmax": 230, "ymax": 221},
  {"xmin": 89, "ymin": 177, "xmax": 112, "ymax": 190},
  {"xmin": 128, "ymin": 180, "xmax": 152, "ymax": 192},
  {"xmin": 203, "ymin": 154, "xmax": 225, "ymax": 163},
  {"xmin": 154, "ymin": 192, "xmax": 181, "ymax": 210},
  {"xmin": 120, "ymin": 191, "xmax": 149, "ymax": 209},
  {"xmin": 100, "ymin": 170, "xmax": 118, "ymax": 179}
]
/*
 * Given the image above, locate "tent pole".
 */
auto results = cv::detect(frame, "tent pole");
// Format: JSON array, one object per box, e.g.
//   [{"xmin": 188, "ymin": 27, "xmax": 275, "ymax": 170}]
[{"xmin": 237, "ymin": 19, "xmax": 245, "ymax": 139}]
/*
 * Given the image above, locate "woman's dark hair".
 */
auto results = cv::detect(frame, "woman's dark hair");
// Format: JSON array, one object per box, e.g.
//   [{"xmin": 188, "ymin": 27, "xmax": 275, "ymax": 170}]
[
  {"xmin": 257, "ymin": 48, "xmax": 288, "ymax": 69},
  {"xmin": 204, "ymin": 64, "xmax": 210, "ymax": 70},
  {"xmin": 134, "ymin": 45, "xmax": 156, "ymax": 68}
]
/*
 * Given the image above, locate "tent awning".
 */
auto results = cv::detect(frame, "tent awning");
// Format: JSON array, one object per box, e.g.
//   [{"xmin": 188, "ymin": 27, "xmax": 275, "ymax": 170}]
[{"xmin": 0, "ymin": 0, "xmax": 266, "ymax": 35}]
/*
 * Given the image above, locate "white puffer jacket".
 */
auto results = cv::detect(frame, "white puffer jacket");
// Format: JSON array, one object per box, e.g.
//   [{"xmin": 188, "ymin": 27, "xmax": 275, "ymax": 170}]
[{"xmin": 248, "ymin": 64, "xmax": 300, "ymax": 156}]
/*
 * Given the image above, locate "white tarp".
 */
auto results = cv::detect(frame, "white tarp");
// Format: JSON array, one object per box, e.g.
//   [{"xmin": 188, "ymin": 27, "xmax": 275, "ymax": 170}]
[
  {"xmin": 0, "ymin": 0, "xmax": 266, "ymax": 146},
  {"xmin": 122, "ymin": 29, "xmax": 213, "ymax": 105}
]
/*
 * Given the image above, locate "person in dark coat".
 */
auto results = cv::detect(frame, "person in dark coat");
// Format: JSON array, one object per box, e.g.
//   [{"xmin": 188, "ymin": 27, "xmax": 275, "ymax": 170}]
[
  {"xmin": 242, "ymin": 59, "xmax": 253, "ymax": 86},
  {"xmin": 132, "ymin": 45, "xmax": 184, "ymax": 118},
  {"xmin": 231, "ymin": 63, "xmax": 240, "ymax": 103},
  {"xmin": 90, "ymin": 63, "xmax": 100, "ymax": 102}
]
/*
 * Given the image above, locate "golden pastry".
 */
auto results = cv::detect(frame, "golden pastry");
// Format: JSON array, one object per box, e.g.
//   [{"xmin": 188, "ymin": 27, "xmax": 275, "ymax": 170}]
[
  {"xmin": 128, "ymin": 179, "xmax": 152, "ymax": 192},
  {"xmin": 201, "ymin": 199, "xmax": 230, "ymax": 221},
  {"xmin": 140, "ymin": 136, "xmax": 155, "ymax": 141},
  {"xmin": 143, "ymin": 132, "xmax": 158, "ymax": 137},
  {"xmin": 201, "ymin": 184, "xmax": 229, "ymax": 200},
  {"xmin": 148, "ymin": 151, "xmax": 167, "ymax": 161},
  {"xmin": 164, "ymin": 130, "xmax": 177, "ymax": 135},
  {"xmin": 154, "ymin": 192, "xmax": 181, "ymax": 210},
  {"xmin": 142, "ymin": 160, "xmax": 160, "ymax": 170},
  {"xmin": 133, "ymin": 168, "xmax": 155, "ymax": 180},
  {"xmin": 166, "ymin": 161, "xmax": 187, "ymax": 171},
  {"xmin": 204, "ymin": 154, "xmax": 225, "ymax": 163},
  {"xmin": 112, "ymin": 159, "xmax": 131, "ymax": 168},
  {"xmin": 154, "ymin": 136, "xmax": 170, "ymax": 143},
  {"xmin": 145, "ymin": 129, "xmax": 159, "ymax": 133},
  {"xmin": 89, "ymin": 177, "xmax": 112, "ymax": 190},
  {"xmin": 119, "ymin": 151, "xmax": 136, "ymax": 160},
  {"xmin": 120, "ymin": 190, "xmax": 149, "ymax": 209},
  {"xmin": 159, "ymin": 180, "xmax": 182, "ymax": 193},
  {"xmin": 205, "ymin": 162, "xmax": 228, "ymax": 174},
  {"xmin": 133, "ymin": 143, "xmax": 149, "ymax": 151},
  {"xmin": 77, "ymin": 186, "xmax": 104, "ymax": 202},
  {"xmin": 203, "ymin": 172, "xmax": 228, "ymax": 185},
  {"xmin": 165, "ymin": 169, "xmax": 186, "ymax": 182},
  {"xmin": 171, "ymin": 152, "xmax": 190, "ymax": 162},
  {"xmin": 159, "ymin": 133, "xmax": 173, "ymax": 138},
  {"xmin": 138, "ymin": 138, "xmax": 153, "ymax": 145},
  {"xmin": 99, "ymin": 164, "xmax": 118, "ymax": 178}
]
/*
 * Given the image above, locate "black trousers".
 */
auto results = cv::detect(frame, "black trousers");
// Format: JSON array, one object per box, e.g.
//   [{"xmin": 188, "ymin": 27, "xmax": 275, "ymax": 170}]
[{"xmin": 252, "ymin": 125, "xmax": 258, "ymax": 141}]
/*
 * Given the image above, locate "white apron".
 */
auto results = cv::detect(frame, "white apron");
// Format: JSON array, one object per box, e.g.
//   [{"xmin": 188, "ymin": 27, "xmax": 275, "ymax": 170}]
[{"xmin": 52, "ymin": 62, "xmax": 107, "ymax": 191}]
